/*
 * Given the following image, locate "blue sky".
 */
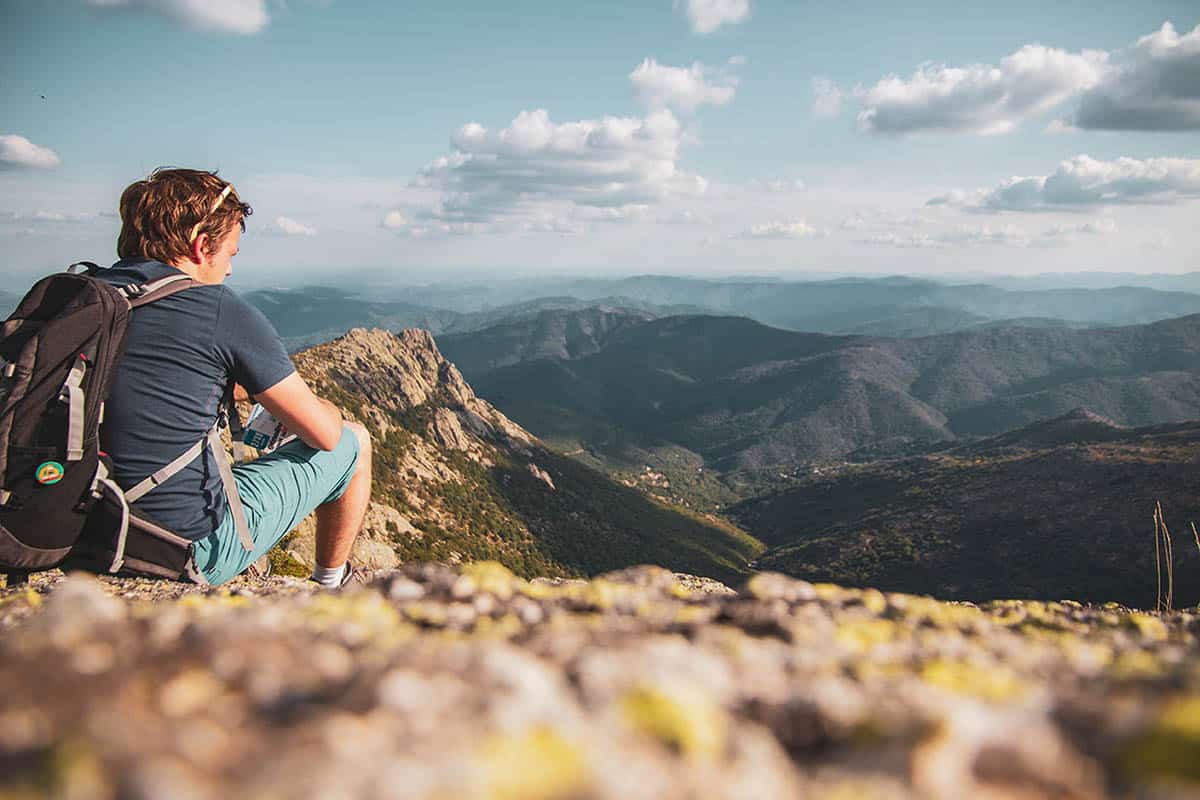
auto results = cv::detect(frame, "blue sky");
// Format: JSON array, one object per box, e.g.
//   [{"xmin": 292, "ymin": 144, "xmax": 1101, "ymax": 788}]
[{"xmin": 2, "ymin": 0, "xmax": 1198, "ymax": 286}]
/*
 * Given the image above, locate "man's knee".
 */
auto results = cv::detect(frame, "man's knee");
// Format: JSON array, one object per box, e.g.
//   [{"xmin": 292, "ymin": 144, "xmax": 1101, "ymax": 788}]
[{"xmin": 344, "ymin": 420, "xmax": 372, "ymax": 466}]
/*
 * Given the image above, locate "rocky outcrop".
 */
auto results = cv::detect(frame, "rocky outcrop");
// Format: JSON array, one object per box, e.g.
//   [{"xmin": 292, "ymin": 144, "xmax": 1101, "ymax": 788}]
[
  {"xmin": 280, "ymin": 327, "xmax": 760, "ymax": 584},
  {"xmin": 293, "ymin": 327, "xmax": 532, "ymax": 453},
  {"xmin": 2, "ymin": 566, "xmax": 1197, "ymax": 799},
  {"xmin": 283, "ymin": 328, "xmax": 549, "ymax": 570}
]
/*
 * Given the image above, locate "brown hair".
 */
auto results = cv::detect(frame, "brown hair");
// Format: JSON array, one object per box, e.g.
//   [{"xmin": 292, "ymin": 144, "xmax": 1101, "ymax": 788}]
[{"xmin": 117, "ymin": 167, "xmax": 253, "ymax": 264}]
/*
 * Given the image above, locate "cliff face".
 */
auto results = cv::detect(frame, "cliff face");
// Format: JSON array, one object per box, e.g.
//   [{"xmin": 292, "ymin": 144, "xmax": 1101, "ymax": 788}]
[
  {"xmin": 276, "ymin": 328, "xmax": 539, "ymax": 574},
  {"xmin": 280, "ymin": 328, "xmax": 761, "ymax": 585},
  {"xmin": 1, "ymin": 567, "xmax": 1197, "ymax": 799},
  {"xmin": 294, "ymin": 327, "xmax": 534, "ymax": 456}
]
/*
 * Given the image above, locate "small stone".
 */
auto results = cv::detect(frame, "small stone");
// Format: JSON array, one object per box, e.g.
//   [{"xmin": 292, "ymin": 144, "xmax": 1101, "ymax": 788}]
[
  {"xmin": 384, "ymin": 576, "xmax": 425, "ymax": 602},
  {"xmin": 742, "ymin": 572, "xmax": 818, "ymax": 603}
]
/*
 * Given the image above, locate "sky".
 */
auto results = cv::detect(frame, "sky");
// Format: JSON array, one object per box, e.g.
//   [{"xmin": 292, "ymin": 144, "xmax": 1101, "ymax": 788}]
[{"xmin": 1, "ymin": 0, "xmax": 1198, "ymax": 287}]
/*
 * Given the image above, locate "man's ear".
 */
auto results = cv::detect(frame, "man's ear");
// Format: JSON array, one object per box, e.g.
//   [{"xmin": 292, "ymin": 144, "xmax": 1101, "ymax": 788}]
[{"xmin": 188, "ymin": 233, "xmax": 208, "ymax": 265}]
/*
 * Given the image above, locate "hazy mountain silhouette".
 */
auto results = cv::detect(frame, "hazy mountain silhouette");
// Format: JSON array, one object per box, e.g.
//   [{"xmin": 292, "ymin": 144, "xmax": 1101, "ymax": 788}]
[
  {"xmin": 246, "ymin": 277, "xmax": 1200, "ymax": 347},
  {"xmin": 453, "ymin": 311, "xmax": 1200, "ymax": 477}
]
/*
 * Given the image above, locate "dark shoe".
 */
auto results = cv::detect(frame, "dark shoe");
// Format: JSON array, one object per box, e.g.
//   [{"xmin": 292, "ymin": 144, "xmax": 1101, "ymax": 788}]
[
  {"xmin": 338, "ymin": 560, "xmax": 368, "ymax": 589},
  {"xmin": 245, "ymin": 554, "xmax": 272, "ymax": 580}
]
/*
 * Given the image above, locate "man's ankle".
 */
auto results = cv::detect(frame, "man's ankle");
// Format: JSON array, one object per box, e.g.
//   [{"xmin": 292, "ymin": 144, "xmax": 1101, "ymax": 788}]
[{"xmin": 310, "ymin": 562, "xmax": 347, "ymax": 588}]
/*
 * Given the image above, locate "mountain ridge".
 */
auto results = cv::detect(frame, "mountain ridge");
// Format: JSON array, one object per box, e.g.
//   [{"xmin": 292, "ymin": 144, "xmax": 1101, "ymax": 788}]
[
  {"xmin": 732, "ymin": 412, "xmax": 1200, "ymax": 606},
  {"xmin": 456, "ymin": 311, "xmax": 1200, "ymax": 483}
]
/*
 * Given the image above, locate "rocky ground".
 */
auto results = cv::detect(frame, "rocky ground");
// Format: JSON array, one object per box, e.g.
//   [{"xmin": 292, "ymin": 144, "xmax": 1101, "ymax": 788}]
[{"xmin": 1, "ymin": 564, "xmax": 1198, "ymax": 800}]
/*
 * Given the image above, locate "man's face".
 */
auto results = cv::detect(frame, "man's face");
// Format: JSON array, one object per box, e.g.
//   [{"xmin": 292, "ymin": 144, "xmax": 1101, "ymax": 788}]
[{"xmin": 198, "ymin": 223, "xmax": 241, "ymax": 284}]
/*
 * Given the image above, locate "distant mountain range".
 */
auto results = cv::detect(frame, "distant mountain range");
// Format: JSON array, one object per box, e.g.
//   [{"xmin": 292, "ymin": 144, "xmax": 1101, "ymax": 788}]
[
  {"xmin": 968, "ymin": 271, "xmax": 1200, "ymax": 293},
  {"xmin": 442, "ymin": 310, "xmax": 1200, "ymax": 488},
  {"xmin": 730, "ymin": 411, "xmax": 1200, "ymax": 606},
  {"xmin": 244, "ymin": 276, "xmax": 1200, "ymax": 347},
  {"xmin": 245, "ymin": 286, "xmax": 703, "ymax": 351}
]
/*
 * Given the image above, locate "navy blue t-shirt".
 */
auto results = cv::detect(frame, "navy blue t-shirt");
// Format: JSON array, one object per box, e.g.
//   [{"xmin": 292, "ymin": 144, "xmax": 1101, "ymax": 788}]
[{"xmin": 99, "ymin": 259, "xmax": 296, "ymax": 540}]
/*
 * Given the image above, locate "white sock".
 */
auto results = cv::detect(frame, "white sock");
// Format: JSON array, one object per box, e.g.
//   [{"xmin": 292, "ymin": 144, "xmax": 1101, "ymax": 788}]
[{"xmin": 311, "ymin": 562, "xmax": 347, "ymax": 587}]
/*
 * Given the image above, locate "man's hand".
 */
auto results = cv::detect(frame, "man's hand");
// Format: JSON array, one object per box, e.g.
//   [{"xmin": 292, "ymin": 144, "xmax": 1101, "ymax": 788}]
[
  {"xmin": 232, "ymin": 383, "xmax": 252, "ymax": 403},
  {"xmin": 252, "ymin": 372, "xmax": 343, "ymax": 451}
]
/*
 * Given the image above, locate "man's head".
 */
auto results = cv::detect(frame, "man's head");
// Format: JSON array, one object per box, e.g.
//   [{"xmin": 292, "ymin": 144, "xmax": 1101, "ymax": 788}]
[{"xmin": 117, "ymin": 168, "xmax": 253, "ymax": 283}]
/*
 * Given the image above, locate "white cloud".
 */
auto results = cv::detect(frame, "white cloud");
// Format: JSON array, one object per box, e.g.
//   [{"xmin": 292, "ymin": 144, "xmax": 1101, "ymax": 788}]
[
  {"xmin": 860, "ymin": 232, "xmax": 947, "ymax": 249},
  {"xmin": 734, "ymin": 219, "xmax": 819, "ymax": 239},
  {"xmin": 417, "ymin": 109, "xmax": 706, "ymax": 228},
  {"xmin": 941, "ymin": 224, "xmax": 1032, "ymax": 246},
  {"xmin": 0, "ymin": 135, "xmax": 61, "ymax": 170},
  {"xmin": 856, "ymin": 45, "xmax": 1108, "ymax": 135},
  {"xmin": 677, "ymin": 0, "xmax": 750, "ymax": 34},
  {"xmin": 1144, "ymin": 232, "xmax": 1174, "ymax": 250},
  {"xmin": 1071, "ymin": 22, "xmax": 1200, "ymax": 131},
  {"xmin": 575, "ymin": 204, "xmax": 651, "ymax": 223},
  {"xmin": 0, "ymin": 210, "xmax": 96, "ymax": 223},
  {"xmin": 381, "ymin": 210, "xmax": 409, "ymax": 229},
  {"xmin": 87, "ymin": 0, "xmax": 269, "ymax": 35},
  {"xmin": 862, "ymin": 223, "xmax": 1031, "ymax": 248},
  {"xmin": 747, "ymin": 178, "xmax": 804, "ymax": 192},
  {"xmin": 811, "ymin": 77, "xmax": 844, "ymax": 119},
  {"xmin": 942, "ymin": 155, "xmax": 1200, "ymax": 212},
  {"xmin": 864, "ymin": 216, "xmax": 1118, "ymax": 249},
  {"xmin": 629, "ymin": 58, "xmax": 737, "ymax": 113},
  {"xmin": 728, "ymin": 55, "xmax": 746, "ymax": 66},
  {"xmin": 1041, "ymin": 216, "xmax": 1118, "ymax": 239},
  {"xmin": 270, "ymin": 215, "xmax": 317, "ymax": 236},
  {"xmin": 523, "ymin": 215, "xmax": 585, "ymax": 235},
  {"xmin": 657, "ymin": 209, "xmax": 713, "ymax": 225}
]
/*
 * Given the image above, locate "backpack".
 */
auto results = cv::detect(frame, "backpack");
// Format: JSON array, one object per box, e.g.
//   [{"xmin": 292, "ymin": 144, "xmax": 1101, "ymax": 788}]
[{"xmin": 0, "ymin": 262, "xmax": 253, "ymax": 586}]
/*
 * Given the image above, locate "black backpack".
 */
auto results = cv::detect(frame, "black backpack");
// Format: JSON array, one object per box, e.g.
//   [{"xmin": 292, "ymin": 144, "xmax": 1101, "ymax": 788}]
[{"xmin": 0, "ymin": 263, "xmax": 253, "ymax": 586}]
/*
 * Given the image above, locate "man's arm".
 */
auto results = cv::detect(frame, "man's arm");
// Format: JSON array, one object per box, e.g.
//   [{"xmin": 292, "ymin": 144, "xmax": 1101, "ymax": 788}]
[{"xmin": 253, "ymin": 372, "xmax": 344, "ymax": 451}]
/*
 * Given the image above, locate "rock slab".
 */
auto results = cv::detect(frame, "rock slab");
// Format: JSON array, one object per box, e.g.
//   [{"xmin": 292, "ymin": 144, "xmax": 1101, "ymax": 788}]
[{"xmin": 1, "ymin": 565, "xmax": 1198, "ymax": 799}]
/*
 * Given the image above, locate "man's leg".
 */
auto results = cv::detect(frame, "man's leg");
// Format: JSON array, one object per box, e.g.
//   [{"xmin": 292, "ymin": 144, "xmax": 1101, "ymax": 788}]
[
  {"xmin": 313, "ymin": 421, "xmax": 372, "ymax": 572},
  {"xmin": 190, "ymin": 423, "xmax": 368, "ymax": 586}
]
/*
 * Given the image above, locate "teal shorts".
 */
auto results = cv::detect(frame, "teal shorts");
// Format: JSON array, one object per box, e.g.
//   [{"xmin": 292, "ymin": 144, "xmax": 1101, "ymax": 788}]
[{"xmin": 190, "ymin": 424, "xmax": 360, "ymax": 586}]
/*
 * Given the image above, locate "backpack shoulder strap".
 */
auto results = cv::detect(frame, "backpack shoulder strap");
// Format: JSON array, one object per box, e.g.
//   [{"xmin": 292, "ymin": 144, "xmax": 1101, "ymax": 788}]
[
  {"xmin": 123, "ymin": 274, "xmax": 196, "ymax": 308},
  {"xmin": 121, "ymin": 387, "xmax": 254, "ymax": 555}
]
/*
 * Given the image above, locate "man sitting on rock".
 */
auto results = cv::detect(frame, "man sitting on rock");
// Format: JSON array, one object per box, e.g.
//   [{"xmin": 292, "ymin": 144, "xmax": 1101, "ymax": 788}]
[{"xmin": 101, "ymin": 167, "xmax": 371, "ymax": 587}]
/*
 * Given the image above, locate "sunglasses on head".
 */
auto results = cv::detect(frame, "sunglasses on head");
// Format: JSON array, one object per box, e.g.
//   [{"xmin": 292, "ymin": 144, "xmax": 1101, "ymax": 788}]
[{"xmin": 188, "ymin": 184, "xmax": 235, "ymax": 244}]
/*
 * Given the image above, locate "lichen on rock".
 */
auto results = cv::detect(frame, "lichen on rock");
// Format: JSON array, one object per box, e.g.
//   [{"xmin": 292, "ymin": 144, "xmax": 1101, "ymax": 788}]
[{"xmin": 1, "ymin": 565, "xmax": 1197, "ymax": 799}]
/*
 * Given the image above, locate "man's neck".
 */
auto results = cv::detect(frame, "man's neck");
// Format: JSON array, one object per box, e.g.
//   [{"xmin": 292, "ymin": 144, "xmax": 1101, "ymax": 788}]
[
  {"xmin": 168, "ymin": 259, "xmax": 223, "ymax": 285},
  {"xmin": 167, "ymin": 259, "xmax": 201, "ymax": 280}
]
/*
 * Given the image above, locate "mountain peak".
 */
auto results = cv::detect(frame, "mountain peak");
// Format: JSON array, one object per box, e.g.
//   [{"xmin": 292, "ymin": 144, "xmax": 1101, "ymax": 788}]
[
  {"xmin": 965, "ymin": 406, "xmax": 1127, "ymax": 453},
  {"xmin": 294, "ymin": 327, "xmax": 532, "ymax": 448}
]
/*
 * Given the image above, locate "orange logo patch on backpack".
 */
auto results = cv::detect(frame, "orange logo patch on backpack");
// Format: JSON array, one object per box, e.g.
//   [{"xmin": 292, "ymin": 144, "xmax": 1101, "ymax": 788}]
[{"xmin": 35, "ymin": 461, "xmax": 64, "ymax": 485}]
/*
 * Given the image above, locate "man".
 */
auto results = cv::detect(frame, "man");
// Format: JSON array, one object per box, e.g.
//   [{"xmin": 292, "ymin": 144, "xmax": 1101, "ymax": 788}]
[{"xmin": 100, "ymin": 167, "xmax": 371, "ymax": 587}]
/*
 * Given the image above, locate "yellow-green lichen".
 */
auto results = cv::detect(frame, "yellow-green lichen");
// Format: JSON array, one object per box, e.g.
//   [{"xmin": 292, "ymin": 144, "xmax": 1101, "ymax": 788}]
[
  {"xmin": 477, "ymin": 726, "xmax": 587, "ymax": 800},
  {"xmin": 1110, "ymin": 649, "xmax": 1163, "ymax": 680},
  {"xmin": 921, "ymin": 659, "xmax": 1026, "ymax": 702},
  {"xmin": 668, "ymin": 583, "xmax": 693, "ymax": 601},
  {"xmin": 1120, "ymin": 695, "xmax": 1200, "ymax": 782},
  {"xmin": 266, "ymin": 543, "xmax": 310, "ymax": 578},
  {"xmin": 620, "ymin": 685, "xmax": 726, "ymax": 760},
  {"xmin": 859, "ymin": 589, "xmax": 887, "ymax": 615},
  {"xmin": 34, "ymin": 740, "xmax": 106, "ymax": 800},
  {"xmin": 836, "ymin": 619, "xmax": 899, "ymax": 653},
  {"xmin": 1125, "ymin": 613, "xmax": 1169, "ymax": 642},
  {"xmin": 0, "ymin": 587, "xmax": 43, "ymax": 609},
  {"xmin": 461, "ymin": 561, "xmax": 520, "ymax": 600},
  {"xmin": 890, "ymin": 594, "xmax": 982, "ymax": 629},
  {"xmin": 305, "ymin": 592, "xmax": 403, "ymax": 643}
]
